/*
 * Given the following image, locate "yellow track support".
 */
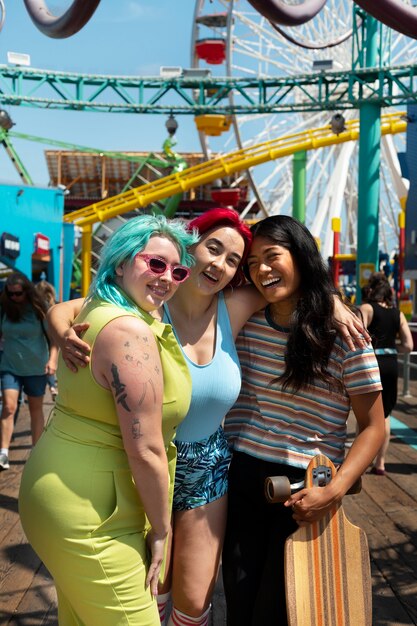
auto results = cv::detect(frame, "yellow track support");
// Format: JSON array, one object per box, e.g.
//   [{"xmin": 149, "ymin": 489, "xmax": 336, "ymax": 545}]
[
  {"xmin": 80, "ymin": 225, "xmax": 92, "ymax": 298},
  {"xmin": 65, "ymin": 111, "xmax": 406, "ymax": 229}
]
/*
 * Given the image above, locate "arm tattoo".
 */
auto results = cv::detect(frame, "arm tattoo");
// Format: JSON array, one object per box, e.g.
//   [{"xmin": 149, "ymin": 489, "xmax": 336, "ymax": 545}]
[
  {"xmin": 131, "ymin": 418, "xmax": 141, "ymax": 439},
  {"xmin": 110, "ymin": 363, "xmax": 131, "ymax": 412},
  {"xmin": 137, "ymin": 378, "xmax": 156, "ymax": 406}
]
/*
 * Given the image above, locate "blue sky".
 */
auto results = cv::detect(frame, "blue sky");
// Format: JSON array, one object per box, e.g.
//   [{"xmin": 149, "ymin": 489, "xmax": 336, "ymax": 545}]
[{"xmin": 0, "ymin": 1, "xmax": 201, "ymax": 185}]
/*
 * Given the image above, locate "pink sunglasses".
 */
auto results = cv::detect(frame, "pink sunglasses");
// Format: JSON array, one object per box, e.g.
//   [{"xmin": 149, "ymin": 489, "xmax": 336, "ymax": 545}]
[{"xmin": 136, "ymin": 254, "xmax": 190, "ymax": 284}]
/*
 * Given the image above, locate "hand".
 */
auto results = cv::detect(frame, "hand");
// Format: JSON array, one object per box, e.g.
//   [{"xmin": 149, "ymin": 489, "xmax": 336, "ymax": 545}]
[
  {"xmin": 145, "ymin": 529, "xmax": 167, "ymax": 597},
  {"xmin": 333, "ymin": 298, "xmax": 371, "ymax": 350},
  {"xmin": 45, "ymin": 360, "xmax": 57, "ymax": 376},
  {"xmin": 284, "ymin": 486, "xmax": 340, "ymax": 527},
  {"xmin": 62, "ymin": 323, "xmax": 91, "ymax": 372}
]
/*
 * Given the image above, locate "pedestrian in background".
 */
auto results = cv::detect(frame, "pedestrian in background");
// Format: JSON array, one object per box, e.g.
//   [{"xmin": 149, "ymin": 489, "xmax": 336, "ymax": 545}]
[
  {"xmin": 360, "ymin": 272, "xmax": 413, "ymax": 475},
  {"xmin": 0, "ymin": 272, "xmax": 57, "ymax": 470}
]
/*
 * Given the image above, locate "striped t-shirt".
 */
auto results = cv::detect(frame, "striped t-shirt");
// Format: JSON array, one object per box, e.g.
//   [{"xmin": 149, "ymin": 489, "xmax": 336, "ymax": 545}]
[{"xmin": 224, "ymin": 308, "xmax": 382, "ymax": 469}]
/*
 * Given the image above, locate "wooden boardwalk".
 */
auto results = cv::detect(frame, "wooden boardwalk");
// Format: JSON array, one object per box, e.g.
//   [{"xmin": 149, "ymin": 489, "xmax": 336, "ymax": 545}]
[{"xmin": 1, "ymin": 380, "xmax": 417, "ymax": 626}]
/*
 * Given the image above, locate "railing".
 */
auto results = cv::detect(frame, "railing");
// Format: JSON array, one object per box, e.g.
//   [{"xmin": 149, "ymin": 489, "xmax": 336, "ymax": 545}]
[{"xmin": 398, "ymin": 322, "xmax": 417, "ymax": 398}]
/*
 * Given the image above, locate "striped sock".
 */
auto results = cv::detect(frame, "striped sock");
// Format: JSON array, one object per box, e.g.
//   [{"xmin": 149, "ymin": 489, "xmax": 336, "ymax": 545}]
[
  {"xmin": 167, "ymin": 605, "xmax": 211, "ymax": 626},
  {"xmin": 157, "ymin": 592, "xmax": 171, "ymax": 625}
]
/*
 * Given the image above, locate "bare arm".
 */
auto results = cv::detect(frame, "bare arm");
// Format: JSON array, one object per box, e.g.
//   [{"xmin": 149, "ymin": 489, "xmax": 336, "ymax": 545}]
[
  {"xmin": 333, "ymin": 297, "xmax": 370, "ymax": 349},
  {"xmin": 224, "ymin": 284, "xmax": 266, "ymax": 338},
  {"xmin": 45, "ymin": 343, "xmax": 59, "ymax": 376},
  {"xmin": 93, "ymin": 316, "xmax": 170, "ymax": 595},
  {"xmin": 42, "ymin": 318, "xmax": 59, "ymax": 375},
  {"xmin": 286, "ymin": 391, "xmax": 384, "ymax": 525},
  {"xmin": 226, "ymin": 284, "xmax": 370, "ymax": 348},
  {"xmin": 329, "ymin": 391, "xmax": 385, "ymax": 495},
  {"xmin": 398, "ymin": 312, "xmax": 414, "ymax": 353},
  {"xmin": 47, "ymin": 298, "xmax": 90, "ymax": 371}
]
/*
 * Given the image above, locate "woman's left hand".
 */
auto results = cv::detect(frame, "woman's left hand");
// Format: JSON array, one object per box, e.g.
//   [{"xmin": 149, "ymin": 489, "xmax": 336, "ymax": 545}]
[{"xmin": 284, "ymin": 487, "xmax": 340, "ymax": 527}]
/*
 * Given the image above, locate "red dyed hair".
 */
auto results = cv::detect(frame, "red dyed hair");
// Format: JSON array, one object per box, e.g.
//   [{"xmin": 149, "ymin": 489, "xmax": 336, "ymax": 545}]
[{"xmin": 188, "ymin": 208, "xmax": 252, "ymax": 287}]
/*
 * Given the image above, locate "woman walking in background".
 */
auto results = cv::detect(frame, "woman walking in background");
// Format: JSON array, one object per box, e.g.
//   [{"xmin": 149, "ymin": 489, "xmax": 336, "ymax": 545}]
[
  {"xmin": 0, "ymin": 272, "xmax": 57, "ymax": 470},
  {"xmin": 360, "ymin": 272, "xmax": 413, "ymax": 475}
]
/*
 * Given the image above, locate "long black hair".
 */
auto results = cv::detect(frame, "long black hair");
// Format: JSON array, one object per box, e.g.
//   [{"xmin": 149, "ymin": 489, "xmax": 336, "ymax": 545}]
[
  {"xmin": 248, "ymin": 215, "xmax": 339, "ymax": 392},
  {"xmin": 0, "ymin": 273, "xmax": 48, "ymax": 322}
]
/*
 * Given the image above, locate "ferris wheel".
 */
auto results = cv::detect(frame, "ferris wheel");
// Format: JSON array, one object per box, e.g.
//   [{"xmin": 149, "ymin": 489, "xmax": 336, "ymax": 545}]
[{"xmin": 191, "ymin": 0, "xmax": 417, "ymax": 261}]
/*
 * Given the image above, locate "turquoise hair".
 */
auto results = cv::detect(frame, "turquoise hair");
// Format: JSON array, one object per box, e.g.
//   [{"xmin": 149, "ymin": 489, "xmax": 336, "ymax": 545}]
[{"xmin": 87, "ymin": 214, "xmax": 199, "ymax": 315}]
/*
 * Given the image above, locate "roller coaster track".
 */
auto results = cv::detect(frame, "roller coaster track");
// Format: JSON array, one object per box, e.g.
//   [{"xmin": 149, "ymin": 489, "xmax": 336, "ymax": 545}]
[
  {"xmin": 64, "ymin": 111, "xmax": 407, "ymax": 228},
  {"xmin": 1, "ymin": 64, "xmax": 417, "ymax": 114}
]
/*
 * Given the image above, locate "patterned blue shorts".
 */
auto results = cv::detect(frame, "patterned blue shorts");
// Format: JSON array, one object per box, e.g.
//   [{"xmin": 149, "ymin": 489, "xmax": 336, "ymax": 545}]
[{"xmin": 173, "ymin": 426, "xmax": 232, "ymax": 511}]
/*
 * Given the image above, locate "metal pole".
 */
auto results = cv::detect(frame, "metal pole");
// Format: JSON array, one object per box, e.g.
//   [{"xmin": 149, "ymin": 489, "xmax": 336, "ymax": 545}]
[
  {"xmin": 398, "ymin": 210, "xmax": 406, "ymax": 298},
  {"xmin": 292, "ymin": 150, "xmax": 307, "ymax": 223},
  {"xmin": 402, "ymin": 352, "xmax": 411, "ymax": 398},
  {"xmin": 356, "ymin": 14, "xmax": 381, "ymax": 304}
]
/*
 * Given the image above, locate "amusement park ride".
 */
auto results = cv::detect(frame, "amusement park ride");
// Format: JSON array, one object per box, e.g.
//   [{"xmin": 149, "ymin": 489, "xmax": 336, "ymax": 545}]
[{"xmin": 1, "ymin": 0, "xmax": 417, "ymax": 300}]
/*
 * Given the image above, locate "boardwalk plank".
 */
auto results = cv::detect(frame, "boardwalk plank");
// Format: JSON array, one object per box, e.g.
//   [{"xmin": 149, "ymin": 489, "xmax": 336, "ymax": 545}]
[
  {"xmin": 1, "ymin": 388, "xmax": 417, "ymax": 626},
  {"xmin": 6, "ymin": 563, "xmax": 58, "ymax": 626}
]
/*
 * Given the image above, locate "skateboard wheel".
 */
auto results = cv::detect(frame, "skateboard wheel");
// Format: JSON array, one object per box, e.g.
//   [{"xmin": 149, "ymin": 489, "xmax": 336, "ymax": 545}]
[{"xmin": 265, "ymin": 476, "xmax": 291, "ymax": 503}]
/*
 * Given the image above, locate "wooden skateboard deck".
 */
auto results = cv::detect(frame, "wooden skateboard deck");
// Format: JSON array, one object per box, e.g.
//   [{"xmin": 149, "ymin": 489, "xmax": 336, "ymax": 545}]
[{"xmin": 284, "ymin": 455, "xmax": 372, "ymax": 626}]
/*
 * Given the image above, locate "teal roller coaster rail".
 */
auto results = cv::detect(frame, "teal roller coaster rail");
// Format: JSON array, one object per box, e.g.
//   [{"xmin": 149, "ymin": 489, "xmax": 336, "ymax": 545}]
[{"xmin": 1, "ymin": 64, "xmax": 417, "ymax": 115}]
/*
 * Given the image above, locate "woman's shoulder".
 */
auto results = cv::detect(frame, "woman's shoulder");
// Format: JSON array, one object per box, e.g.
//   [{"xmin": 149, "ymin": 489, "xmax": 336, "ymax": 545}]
[
  {"xmin": 94, "ymin": 312, "xmax": 157, "ymax": 353},
  {"xmin": 359, "ymin": 302, "xmax": 374, "ymax": 313},
  {"xmin": 86, "ymin": 301, "xmax": 148, "ymax": 326}
]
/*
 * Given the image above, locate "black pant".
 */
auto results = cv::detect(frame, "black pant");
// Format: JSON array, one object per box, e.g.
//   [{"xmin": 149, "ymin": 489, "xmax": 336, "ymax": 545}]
[{"xmin": 222, "ymin": 451, "xmax": 304, "ymax": 626}]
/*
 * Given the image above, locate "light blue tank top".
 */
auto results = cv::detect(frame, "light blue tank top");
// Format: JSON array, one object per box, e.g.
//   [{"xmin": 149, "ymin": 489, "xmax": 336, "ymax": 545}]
[{"xmin": 163, "ymin": 292, "xmax": 241, "ymax": 442}]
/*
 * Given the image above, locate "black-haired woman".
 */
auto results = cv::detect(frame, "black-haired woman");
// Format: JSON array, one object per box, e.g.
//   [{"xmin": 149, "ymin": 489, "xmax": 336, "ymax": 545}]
[
  {"xmin": 360, "ymin": 272, "xmax": 413, "ymax": 475},
  {"xmin": 222, "ymin": 216, "xmax": 385, "ymax": 626},
  {"xmin": 0, "ymin": 272, "xmax": 57, "ymax": 470}
]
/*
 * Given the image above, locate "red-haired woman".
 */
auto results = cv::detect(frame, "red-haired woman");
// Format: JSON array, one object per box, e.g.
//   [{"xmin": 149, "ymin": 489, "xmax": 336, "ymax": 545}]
[{"xmin": 48, "ymin": 208, "xmax": 367, "ymax": 626}]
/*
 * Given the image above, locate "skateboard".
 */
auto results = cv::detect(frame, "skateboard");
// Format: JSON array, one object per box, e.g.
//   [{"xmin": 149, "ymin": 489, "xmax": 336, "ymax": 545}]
[{"xmin": 265, "ymin": 454, "xmax": 372, "ymax": 626}]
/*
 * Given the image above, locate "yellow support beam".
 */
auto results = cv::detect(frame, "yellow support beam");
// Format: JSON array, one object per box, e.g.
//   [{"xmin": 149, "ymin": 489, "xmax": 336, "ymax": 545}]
[
  {"xmin": 81, "ymin": 225, "xmax": 92, "ymax": 297},
  {"xmin": 334, "ymin": 254, "xmax": 356, "ymax": 261},
  {"xmin": 65, "ymin": 111, "xmax": 407, "ymax": 228}
]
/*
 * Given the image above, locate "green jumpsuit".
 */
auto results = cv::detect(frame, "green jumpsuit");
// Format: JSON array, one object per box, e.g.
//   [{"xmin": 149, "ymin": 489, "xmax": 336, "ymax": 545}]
[{"xmin": 19, "ymin": 301, "xmax": 191, "ymax": 626}]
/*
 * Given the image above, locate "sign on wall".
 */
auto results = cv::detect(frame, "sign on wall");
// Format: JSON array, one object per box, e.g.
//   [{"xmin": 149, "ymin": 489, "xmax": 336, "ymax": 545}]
[
  {"xmin": 33, "ymin": 233, "xmax": 50, "ymax": 260},
  {"xmin": 0, "ymin": 232, "xmax": 20, "ymax": 259}
]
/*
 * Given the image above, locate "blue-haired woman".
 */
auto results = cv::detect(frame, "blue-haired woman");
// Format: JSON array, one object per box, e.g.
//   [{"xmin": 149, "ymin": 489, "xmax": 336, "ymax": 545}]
[{"xmin": 19, "ymin": 215, "xmax": 198, "ymax": 626}]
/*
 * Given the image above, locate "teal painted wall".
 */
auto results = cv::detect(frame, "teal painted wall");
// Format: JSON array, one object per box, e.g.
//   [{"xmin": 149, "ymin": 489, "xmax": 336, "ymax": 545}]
[{"xmin": 0, "ymin": 184, "xmax": 74, "ymax": 300}]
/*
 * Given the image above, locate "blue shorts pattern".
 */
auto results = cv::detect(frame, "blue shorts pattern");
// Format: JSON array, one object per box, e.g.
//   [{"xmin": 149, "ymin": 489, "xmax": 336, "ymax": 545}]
[
  {"xmin": 1, "ymin": 371, "xmax": 47, "ymax": 397},
  {"xmin": 173, "ymin": 426, "xmax": 232, "ymax": 511}
]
